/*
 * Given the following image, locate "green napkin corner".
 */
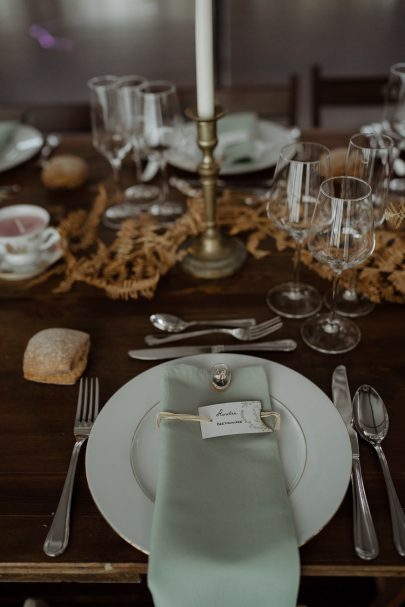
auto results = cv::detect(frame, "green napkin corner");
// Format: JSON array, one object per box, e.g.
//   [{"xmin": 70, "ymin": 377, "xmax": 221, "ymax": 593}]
[
  {"xmin": 148, "ymin": 362, "xmax": 300, "ymax": 607},
  {"xmin": 217, "ymin": 112, "xmax": 258, "ymax": 167},
  {"xmin": 0, "ymin": 121, "xmax": 17, "ymax": 155}
]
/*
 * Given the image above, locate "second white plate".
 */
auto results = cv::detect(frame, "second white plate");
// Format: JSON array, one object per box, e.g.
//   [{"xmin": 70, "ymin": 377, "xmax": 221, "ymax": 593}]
[
  {"xmin": 167, "ymin": 119, "xmax": 297, "ymax": 175},
  {"xmin": 86, "ymin": 355, "xmax": 352, "ymax": 554}
]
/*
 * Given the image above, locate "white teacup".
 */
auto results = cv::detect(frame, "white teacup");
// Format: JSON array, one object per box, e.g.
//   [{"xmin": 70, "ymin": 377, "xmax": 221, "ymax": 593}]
[{"xmin": 0, "ymin": 204, "xmax": 61, "ymax": 267}]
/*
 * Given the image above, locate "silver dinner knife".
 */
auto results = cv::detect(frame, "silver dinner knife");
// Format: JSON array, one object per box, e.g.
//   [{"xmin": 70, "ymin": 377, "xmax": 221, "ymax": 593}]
[
  {"xmin": 332, "ymin": 365, "xmax": 379, "ymax": 560},
  {"xmin": 128, "ymin": 339, "xmax": 297, "ymax": 360}
]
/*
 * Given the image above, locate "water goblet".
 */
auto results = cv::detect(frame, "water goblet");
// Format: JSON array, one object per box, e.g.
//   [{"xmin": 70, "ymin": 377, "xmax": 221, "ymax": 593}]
[
  {"xmin": 266, "ymin": 141, "xmax": 331, "ymax": 318},
  {"xmin": 301, "ymin": 177, "xmax": 375, "ymax": 354},
  {"xmin": 137, "ymin": 81, "xmax": 185, "ymax": 219},
  {"xmin": 88, "ymin": 75, "xmax": 133, "ymax": 228},
  {"xmin": 117, "ymin": 75, "xmax": 160, "ymax": 205},
  {"xmin": 325, "ymin": 132, "xmax": 393, "ymax": 317}
]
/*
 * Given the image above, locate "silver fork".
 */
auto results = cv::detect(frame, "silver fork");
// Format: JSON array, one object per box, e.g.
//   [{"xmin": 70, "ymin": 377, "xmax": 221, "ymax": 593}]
[
  {"xmin": 144, "ymin": 317, "xmax": 282, "ymax": 346},
  {"xmin": 43, "ymin": 377, "xmax": 99, "ymax": 557}
]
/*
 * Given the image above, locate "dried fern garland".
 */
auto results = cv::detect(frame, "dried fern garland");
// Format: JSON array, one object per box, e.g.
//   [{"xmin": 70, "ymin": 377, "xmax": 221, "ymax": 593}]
[{"xmin": 28, "ymin": 185, "xmax": 405, "ymax": 304}]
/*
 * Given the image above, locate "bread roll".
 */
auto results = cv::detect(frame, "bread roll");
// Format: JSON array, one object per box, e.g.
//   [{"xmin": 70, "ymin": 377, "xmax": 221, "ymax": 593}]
[
  {"xmin": 23, "ymin": 328, "xmax": 90, "ymax": 385},
  {"xmin": 41, "ymin": 155, "xmax": 88, "ymax": 189}
]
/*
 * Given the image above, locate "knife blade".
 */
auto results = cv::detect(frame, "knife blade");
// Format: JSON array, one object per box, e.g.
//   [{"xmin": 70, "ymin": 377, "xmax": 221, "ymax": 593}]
[
  {"xmin": 332, "ymin": 365, "xmax": 379, "ymax": 560},
  {"xmin": 128, "ymin": 339, "xmax": 297, "ymax": 360}
]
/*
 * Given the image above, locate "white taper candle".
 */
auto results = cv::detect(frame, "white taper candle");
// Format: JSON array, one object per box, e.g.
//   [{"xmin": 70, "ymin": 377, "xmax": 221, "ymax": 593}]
[{"xmin": 195, "ymin": 0, "xmax": 215, "ymax": 119}]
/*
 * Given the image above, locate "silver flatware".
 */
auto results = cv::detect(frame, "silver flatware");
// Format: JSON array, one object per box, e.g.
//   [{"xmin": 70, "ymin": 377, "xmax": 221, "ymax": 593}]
[
  {"xmin": 144, "ymin": 317, "xmax": 282, "ymax": 346},
  {"xmin": 0, "ymin": 184, "xmax": 21, "ymax": 194},
  {"xmin": 150, "ymin": 312, "xmax": 256, "ymax": 333},
  {"xmin": 43, "ymin": 377, "xmax": 99, "ymax": 557},
  {"xmin": 37, "ymin": 133, "xmax": 61, "ymax": 167},
  {"xmin": 128, "ymin": 339, "xmax": 297, "ymax": 360},
  {"xmin": 353, "ymin": 384, "xmax": 405, "ymax": 556},
  {"xmin": 332, "ymin": 365, "xmax": 379, "ymax": 560}
]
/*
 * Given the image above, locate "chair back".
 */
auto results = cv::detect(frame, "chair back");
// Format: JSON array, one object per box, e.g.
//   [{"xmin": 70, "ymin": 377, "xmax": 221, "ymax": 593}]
[
  {"xmin": 311, "ymin": 64, "xmax": 387, "ymax": 127},
  {"xmin": 177, "ymin": 74, "xmax": 299, "ymax": 126}
]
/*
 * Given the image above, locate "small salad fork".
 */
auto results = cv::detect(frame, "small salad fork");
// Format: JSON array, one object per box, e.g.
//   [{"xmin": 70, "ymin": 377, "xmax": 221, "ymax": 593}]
[
  {"xmin": 43, "ymin": 377, "xmax": 99, "ymax": 557},
  {"xmin": 144, "ymin": 317, "xmax": 282, "ymax": 345}
]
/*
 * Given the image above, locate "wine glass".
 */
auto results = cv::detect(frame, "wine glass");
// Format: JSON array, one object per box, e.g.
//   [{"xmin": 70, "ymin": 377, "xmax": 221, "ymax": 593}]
[
  {"xmin": 325, "ymin": 132, "xmax": 393, "ymax": 317},
  {"xmin": 301, "ymin": 177, "xmax": 375, "ymax": 354},
  {"xmin": 382, "ymin": 62, "xmax": 405, "ymax": 192},
  {"xmin": 117, "ymin": 75, "xmax": 160, "ymax": 204},
  {"xmin": 137, "ymin": 81, "xmax": 185, "ymax": 219},
  {"xmin": 382, "ymin": 62, "xmax": 405, "ymax": 140},
  {"xmin": 87, "ymin": 75, "xmax": 132, "ymax": 227},
  {"xmin": 266, "ymin": 141, "xmax": 331, "ymax": 318}
]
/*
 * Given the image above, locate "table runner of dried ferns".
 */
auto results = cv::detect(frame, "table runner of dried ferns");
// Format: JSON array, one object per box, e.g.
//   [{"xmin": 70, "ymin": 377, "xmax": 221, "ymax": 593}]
[{"xmin": 28, "ymin": 186, "xmax": 405, "ymax": 303}]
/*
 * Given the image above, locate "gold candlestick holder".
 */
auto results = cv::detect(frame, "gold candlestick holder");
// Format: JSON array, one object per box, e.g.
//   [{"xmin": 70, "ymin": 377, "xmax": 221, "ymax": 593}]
[{"xmin": 180, "ymin": 105, "xmax": 246, "ymax": 279}]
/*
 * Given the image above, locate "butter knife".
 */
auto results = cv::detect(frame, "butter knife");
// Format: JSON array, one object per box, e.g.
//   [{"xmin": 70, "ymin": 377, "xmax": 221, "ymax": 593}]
[
  {"xmin": 128, "ymin": 339, "xmax": 297, "ymax": 360},
  {"xmin": 332, "ymin": 365, "xmax": 379, "ymax": 560}
]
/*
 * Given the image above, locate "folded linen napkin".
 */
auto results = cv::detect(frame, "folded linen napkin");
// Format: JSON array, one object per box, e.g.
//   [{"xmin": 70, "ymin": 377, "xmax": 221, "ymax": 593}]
[
  {"xmin": 148, "ymin": 363, "xmax": 300, "ymax": 607},
  {"xmin": 217, "ymin": 112, "xmax": 258, "ymax": 167},
  {"xmin": 0, "ymin": 121, "xmax": 17, "ymax": 155}
]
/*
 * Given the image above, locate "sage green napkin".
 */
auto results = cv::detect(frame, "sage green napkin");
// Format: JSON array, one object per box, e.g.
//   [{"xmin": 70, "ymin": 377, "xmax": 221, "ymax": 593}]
[
  {"xmin": 0, "ymin": 121, "xmax": 17, "ymax": 155},
  {"xmin": 148, "ymin": 363, "xmax": 300, "ymax": 607},
  {"xmin": 217, "ymin": 112, "xmax": 257, "ymax": 167}
]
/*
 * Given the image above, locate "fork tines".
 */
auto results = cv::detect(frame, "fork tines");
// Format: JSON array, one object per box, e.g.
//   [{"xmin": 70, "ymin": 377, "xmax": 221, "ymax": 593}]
[{"xmin": 75, "ymin": 377, "xmax": 99, "ymax": 423}]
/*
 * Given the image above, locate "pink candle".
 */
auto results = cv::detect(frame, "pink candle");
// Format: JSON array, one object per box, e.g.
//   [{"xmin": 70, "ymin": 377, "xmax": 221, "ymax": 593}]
[{"xmin": 195, "ymin": 0, "xmax": 215, "ymax": 119}]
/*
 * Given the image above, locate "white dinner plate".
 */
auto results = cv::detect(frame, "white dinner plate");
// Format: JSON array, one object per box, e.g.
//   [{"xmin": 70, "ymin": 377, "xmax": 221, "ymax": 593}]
[
  {"xmin": 86, "ymin": 355, "xmax": 352, "ymax": 553},
  {"xmin": 0, "ymin": 122, "xmax": 43, "ymax": 172},
  {"xmin": 167, "ymin": 119, "xmax": 297, "ymax": 175}
]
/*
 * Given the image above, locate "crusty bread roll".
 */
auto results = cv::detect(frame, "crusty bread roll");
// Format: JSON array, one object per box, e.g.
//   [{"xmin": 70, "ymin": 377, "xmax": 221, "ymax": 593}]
[
  {"xmin": 41, "ymin": 154, "xmax": 88, "ymax": 189},
  {"xmin": 23, "ymin": 328, "xmax": 90, "ymax": 385}
]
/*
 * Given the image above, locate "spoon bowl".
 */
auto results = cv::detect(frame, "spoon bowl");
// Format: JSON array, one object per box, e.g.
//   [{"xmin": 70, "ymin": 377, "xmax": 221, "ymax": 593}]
[
  {"xmin": 353, "ymin": 384, "xmax": 405, "ymax": 556},
  {"xmin": 353, "ymin": 384, "xmax": 389, "ymax": 445}
]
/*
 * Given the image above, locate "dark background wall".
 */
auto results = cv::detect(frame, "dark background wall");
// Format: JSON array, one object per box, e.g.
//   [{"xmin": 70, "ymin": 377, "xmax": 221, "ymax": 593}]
[{"xmin": 0, "ymin": 0, "xmax": 404, "ymax": 126}]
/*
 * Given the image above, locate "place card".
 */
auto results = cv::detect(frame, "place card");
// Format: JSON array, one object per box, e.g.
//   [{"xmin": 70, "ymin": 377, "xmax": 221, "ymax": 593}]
[{"xmin": 198, "ymin": 400, "xmax": 274, "ymax": 439}]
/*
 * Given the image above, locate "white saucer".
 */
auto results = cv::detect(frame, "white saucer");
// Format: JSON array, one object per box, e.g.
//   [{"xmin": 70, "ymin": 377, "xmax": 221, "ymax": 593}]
[{"xmin": 0, "ymin": 241, "xmax": 64, "ymax": 281}]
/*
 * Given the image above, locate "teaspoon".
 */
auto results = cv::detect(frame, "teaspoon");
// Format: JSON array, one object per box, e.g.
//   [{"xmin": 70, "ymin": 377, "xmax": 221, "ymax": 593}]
[
  {"xmin": 353, "ymin": 384, "xmax": 405, "ymax": 556},
  {"xmin": 150, "ymin": 313, "xmax": 256, "ymax": 333}
]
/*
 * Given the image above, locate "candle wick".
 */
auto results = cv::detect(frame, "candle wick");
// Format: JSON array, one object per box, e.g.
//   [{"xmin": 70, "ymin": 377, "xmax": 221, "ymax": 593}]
[{"xmin": 14, "ymin": 218, "xmax": 26, "ymax": 234}]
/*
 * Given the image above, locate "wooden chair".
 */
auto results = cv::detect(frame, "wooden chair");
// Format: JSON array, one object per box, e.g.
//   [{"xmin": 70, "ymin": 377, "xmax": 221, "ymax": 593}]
[
  {"xmin": 311, "ymin": 64, "xmax": 387, "ymax": 127},
  {"xmin": 0, "ymin": 103, "xmax": 91, "ymax": 132},
  {"xmin": 177, "ymin": 74, "xmax": 299, "ymax": 126}
]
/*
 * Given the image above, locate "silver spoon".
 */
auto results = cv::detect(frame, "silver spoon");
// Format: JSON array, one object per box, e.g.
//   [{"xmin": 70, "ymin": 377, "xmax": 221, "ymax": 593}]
[
  {"xmin": 37, "ymin": 133, "xmax": 61, "ymax": 167},
  {"xmin": 150, "ymin": 312, "xmax": 256, "ymax": 333},
  {"xmin": 353, "ymin": 384, "xmax": 405, "ymax": 556}
]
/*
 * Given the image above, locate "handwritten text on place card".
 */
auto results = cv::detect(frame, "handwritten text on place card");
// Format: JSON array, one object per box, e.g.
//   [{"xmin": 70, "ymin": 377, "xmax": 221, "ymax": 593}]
[{"xmin": 198, "ymin": 400, "xmax": 272, "ymax": 439}]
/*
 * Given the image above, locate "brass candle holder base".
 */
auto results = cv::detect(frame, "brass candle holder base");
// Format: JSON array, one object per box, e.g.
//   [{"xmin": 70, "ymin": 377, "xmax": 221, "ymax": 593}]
[{"xmin": 181, "ymin": 105, "xmax": 246, "ymax": 279}]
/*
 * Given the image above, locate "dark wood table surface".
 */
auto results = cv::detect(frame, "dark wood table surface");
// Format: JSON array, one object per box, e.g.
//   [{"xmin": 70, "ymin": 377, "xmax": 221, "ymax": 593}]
[{"xmin": 0, "ymin": 130, "xmax": 404, "ymax": 584}]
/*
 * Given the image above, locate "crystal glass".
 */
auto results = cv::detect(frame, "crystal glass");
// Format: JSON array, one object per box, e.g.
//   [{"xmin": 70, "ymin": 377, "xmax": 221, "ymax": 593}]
[
  {"xmin": 137, "ymin": 81, "xmax": 185, "ymax": 219},
  {"xmin": 382, "ymin": 63, "xmax": 405, "ymax": 192},
  {"xmin": 301, "ymin": 177, "xmax": 375, "ymax": 354},
  {"xmin": 266, "ymin": 141, "xmax": 331, "ymax": 318},
  {"xmin": 87, "ymin": 75, "xmax": 132, "ymax": 228},
  {"xmin": 117, "ymin": 75, "xmax": 160, "ymax": 205},
  {"xmin": 325, "ymin": 132, "xmax": 393, "ymax": 317},
  {"xmin": 382, "ymin": 62, "xmax": 405, "ymax": 140}
]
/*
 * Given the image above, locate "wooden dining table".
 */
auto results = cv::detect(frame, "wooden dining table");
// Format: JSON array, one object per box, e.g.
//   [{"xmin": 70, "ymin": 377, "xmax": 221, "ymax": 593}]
[{"xmin": 0, "ymin": 128, "xmax": 404, "ymax": 602}]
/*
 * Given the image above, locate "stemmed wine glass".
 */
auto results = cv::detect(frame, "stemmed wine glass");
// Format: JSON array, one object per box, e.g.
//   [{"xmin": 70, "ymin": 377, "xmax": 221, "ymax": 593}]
[
  {"xmin": 266, "ymin": 141, "xmax": 331, "ymax": 318},
  {"xmin": 325, "ymin": 132, "xmax": 393, "ymax": 317},
  {"xmin": 301, "ymin": 177, "xmax": 375, "ymax": 354},
  {"xmin": 137, "ymin": 81, "xmax": 185, "ymax": 219},
  {"xmin": 382, "ymin": 62, "xmax": 405, "ymax": 191},
  {"xmin": 382, "ymin": 62, "xmax": 405, "ymax": 140},
  {"xmin": 87, "ymin": 75, "xmax": 132, "ymax": 227},
  {"xmin": 117, "ymin": 75, "xmax": 160, "ymax": 204}
]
